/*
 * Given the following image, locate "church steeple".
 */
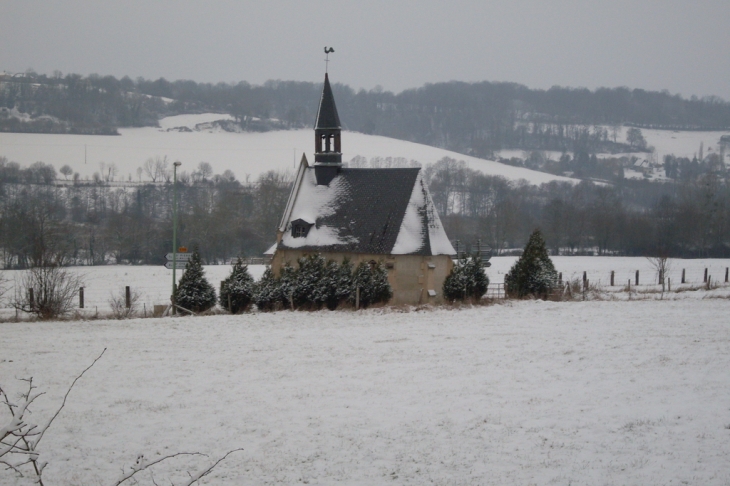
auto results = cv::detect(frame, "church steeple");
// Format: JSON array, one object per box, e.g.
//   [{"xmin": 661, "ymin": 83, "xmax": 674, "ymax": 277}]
[{"xmin": 314, "ymin": 73, "xmax": 342, "ymax": 185}]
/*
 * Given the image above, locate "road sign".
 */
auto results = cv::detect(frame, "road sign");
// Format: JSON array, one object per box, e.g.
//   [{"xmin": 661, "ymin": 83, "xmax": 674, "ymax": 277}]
[
  {"xmin": 164, "ymin": 261, "xmax": 187, "ymax": 270},
  {"xmin": 165, "ymin": 252, "xmax": 191, "ymax": 261}
]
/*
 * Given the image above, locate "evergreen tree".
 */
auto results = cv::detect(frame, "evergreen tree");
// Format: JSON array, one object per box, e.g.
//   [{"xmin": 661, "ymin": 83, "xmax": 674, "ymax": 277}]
[
  {"xmin": 219, "ymin": 257, "xmax": 254, "ymax": 313},
  {"xmin": 277, "ymin": 262, "xmax": 297, "ymax": 309},
  {"xmin": 504, "ymin": 229, "xmax": 558, "ymax": 298},
  {"xmin": 351, "ymin": 260, "xmax": 392, "ymax": 308},
  {"xmin": 292, "ymin": 253, "xmax": 328, "ymax": 309},
  {"xmin": 443, "ymin": 253, "xmax": 489, "ymax": 302},
  {"xmin": 253, "ymin": 267, "xmax": 279, "ymax": 312},
  {"xmin": 174, "ymin": 248, "xmax": 217, "ymax": 312},
  {"xmin": 330, "ymin": 257, "xmax": 353, "ymax": 310}
]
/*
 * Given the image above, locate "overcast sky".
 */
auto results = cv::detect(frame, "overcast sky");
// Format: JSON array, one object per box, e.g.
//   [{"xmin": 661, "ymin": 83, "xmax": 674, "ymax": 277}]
[{"xmin": 2, "ymin": 0, "xmax": 729, "ymax": 99}]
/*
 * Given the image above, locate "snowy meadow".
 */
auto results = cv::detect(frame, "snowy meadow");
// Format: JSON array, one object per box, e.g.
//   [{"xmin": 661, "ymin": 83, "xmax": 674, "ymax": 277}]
[
  {"xmin": 1, "ymin": 298, "xmax": 730, "ymax": 485},
  {"xmin": 1, "ymin": 257, "xmax": 730, "ymax": 484}
]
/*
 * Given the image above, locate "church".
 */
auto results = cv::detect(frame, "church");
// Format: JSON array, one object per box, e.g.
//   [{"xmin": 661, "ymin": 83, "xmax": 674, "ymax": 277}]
[{"xmin": 268, "ymin": 73, "xmax": 456, "ymax": 305}]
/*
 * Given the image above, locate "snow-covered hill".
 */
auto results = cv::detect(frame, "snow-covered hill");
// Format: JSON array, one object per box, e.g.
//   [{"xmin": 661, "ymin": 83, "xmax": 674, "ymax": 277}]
[
  {"xmin": 0, "ymin": 114, "xmax": 575, "ymax": 185},
  {"xmin": 3, "ymin": 114, "xmax": 728, "ymax": 184}
]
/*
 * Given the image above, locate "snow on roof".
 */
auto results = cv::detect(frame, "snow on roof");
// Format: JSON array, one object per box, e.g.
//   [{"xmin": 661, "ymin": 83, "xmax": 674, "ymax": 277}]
[
  {"xmin": 276, "ymin": 167, "xmax": 454, "ymax": 256},
  {"xmin": 392, "ymin": 171, "xmax": 455, "ymax": 255}
]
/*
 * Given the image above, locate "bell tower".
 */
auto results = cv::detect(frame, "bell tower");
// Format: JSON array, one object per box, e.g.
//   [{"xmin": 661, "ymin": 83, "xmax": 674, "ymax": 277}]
[{"xmin": 314, "ymin": 72, "xmax": 342, "ymax": 185}]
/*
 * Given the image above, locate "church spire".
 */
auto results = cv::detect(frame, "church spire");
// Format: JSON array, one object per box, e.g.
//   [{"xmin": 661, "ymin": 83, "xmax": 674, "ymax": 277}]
[{"xmin": 314, "ymin": 72, "xmax": 342, "ymax": 184}]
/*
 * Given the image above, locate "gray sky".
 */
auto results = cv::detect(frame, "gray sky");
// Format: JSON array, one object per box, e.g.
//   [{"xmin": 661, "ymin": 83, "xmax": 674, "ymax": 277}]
[{"xmin": 2, "ymin": 0, "xmax": 729, "ymax": 99}]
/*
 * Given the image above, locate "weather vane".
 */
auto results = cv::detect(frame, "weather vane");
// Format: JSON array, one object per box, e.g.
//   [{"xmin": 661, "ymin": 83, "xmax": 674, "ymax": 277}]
[{"xmin": 324, "ymin": 46, "xmax": 334, "ymax": 73}]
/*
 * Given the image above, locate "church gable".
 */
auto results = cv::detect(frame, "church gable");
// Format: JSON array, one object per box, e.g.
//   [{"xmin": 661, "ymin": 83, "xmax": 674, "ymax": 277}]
[{"xmin": 278, "ymin": 167, "xmax": 454, "ymax": 256}]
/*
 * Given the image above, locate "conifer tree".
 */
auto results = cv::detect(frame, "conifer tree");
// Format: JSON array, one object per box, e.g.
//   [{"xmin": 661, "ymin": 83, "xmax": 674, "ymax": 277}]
[
  {"xmin": 504, "ymin": 229, "xmax": 558, "ymax": 298},
  {"xmin": 443, "ymin": 253, "xmax": 489, "ymax": 302},
  {"xmin": 292, "ymin": 254, "xmax": 328, "ymax": 309},
  {"xmin": 219, "ymin": 257, "xmax": 254, "ymax": 313},
  {"xmin": 174, "ymin": 248, "xmax": 217, "ymax": 312},
  {"xmin": 329, "ymin": 257, "xmax": 353, "ymax": 310},
  {"xmin": 277, "ymin": 262, "xmax": 297, "ymax": 309},
  {"xmin": 351, "ymin": 260, "xmax": 392, "ymax": 308},
  {"xmin": 253, "ymin": 267, "xmax": 279, "ymax": 312}
]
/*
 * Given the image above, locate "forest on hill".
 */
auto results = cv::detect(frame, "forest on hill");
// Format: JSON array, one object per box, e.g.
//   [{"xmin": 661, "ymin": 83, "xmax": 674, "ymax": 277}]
[{"xmin": 2, "ymin": 70, "xmax": 730, "ymax": 159}]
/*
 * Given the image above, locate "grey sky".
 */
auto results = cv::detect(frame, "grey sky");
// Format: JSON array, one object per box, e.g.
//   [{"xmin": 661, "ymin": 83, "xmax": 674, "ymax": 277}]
[{"xmin": 2, "ymin": 0, "xmax": 729, "ymax": 99}]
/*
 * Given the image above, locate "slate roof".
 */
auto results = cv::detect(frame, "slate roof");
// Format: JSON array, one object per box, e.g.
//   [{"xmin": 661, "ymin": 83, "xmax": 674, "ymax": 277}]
[
  {"xmin": 276, "ymin": 165, "xmax": 455, "ymax": 256},
  {"xmin": 315, "ymin": 73, "xmax": 341, "ymax": 130}
]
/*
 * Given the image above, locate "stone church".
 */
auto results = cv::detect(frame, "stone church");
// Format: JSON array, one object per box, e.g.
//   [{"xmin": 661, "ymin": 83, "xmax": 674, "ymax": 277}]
[{"xmin": 268, "ymin": 73, "xmax": 455, "ymax": 305}]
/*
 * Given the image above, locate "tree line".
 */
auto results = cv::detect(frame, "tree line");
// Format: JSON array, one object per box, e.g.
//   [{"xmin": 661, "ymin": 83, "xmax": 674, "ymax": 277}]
[
  {"xmin": 1, "ymin": 154, "xmax": 728, "ymax": 269},
  {"xmin": 426, "ymin": 158, "xmax": 730, "ymax": 257},
  {"xmin": 0, "ymin": 156, "xmax": 292, "ymax": 268},
  {"xmin": 3, "ymin": 70, "xmax": 730, "ymax": 156}
]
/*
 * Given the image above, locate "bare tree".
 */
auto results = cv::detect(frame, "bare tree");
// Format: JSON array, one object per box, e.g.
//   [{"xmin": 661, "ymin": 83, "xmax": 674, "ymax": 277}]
[
  {"xmin": 12, "ymin": 265, "xmax": 84, "ymax": 319},
  {"xmin": 108, "ymin": 287, "xmax": 140, "ymax": 319},
  {"xmin": 59, "ymin": 165, "xmax": 73, "ymax": 180},
  {"xmin": 647, "ymin": 254, "xmax": 672, "ymax": 294},
  {"xmin": 143, "ymin": 156, "xmax": 169, "ymax": 183},
  {"xmin": 197, "ymin": 161, "xmax": 213, "ymax": 181}
]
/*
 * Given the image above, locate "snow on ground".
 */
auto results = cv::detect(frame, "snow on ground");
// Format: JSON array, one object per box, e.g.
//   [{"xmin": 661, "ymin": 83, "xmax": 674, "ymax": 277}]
[
  {"xmin": 0, "ymin": 257, "xmax": 728, "ymax": 317},
  {"xmin": 1, "ymin": 299, "xmax": 729, "ymax": 485},
  {"xmin": 0, "ymin": 113, "xmax": 574, "ymax": 186}
]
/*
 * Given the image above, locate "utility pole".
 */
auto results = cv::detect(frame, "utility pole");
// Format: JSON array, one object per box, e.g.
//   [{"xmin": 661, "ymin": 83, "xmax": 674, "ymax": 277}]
[{"xmin": 172, "ymin": 161, "xmax": 182, "ymax": 315}]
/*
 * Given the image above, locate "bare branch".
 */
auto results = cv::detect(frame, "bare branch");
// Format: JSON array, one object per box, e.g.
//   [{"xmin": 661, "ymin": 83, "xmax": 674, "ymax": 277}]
[
  {"xmin": 181, "ymin": 448, "xmax": 244, "ymax": 486},
  {"xmin": 111, "ymin": 452, "xmax": 206, "ymax": 486},
  {"xmin": 34, "ymin": 348, "xmax": 106, "ymax": 446}
]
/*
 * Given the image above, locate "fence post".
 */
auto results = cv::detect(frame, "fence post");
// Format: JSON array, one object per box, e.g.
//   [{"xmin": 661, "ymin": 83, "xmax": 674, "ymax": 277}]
[
  {"xmin": 79, "ymin": 287, "xmax": 84, "ymax": 309},
  {"xmin": 125, "ymin": 286, "xmax": 131, "ymax": 308},
  {"xmin": 668, "ymin": 278, "xmax": 671, "ymax": 292},
  {"xmin": 725, "ymin": 267, "xmax": 728, "ymax": 283},
  {"xmin": 704, "ymin": 268, "xmax": 708, "ymax": 283},
  {"xmin": 558, "ymin": 272, "xmax": 562, "ymax": 285},
  {"xmin": 635, "ymin": 270, "xmax": 639, "ymax": 286},
  {"xmin": 610, "ymin": 270, "xmax": 614, "ymax": 286},
  {"xmin": 29, "ymin": 288, "xmax": 34, "ymax": 310},
  {"xmin": 356, "ymin": 286, "xmax": 360, "ymax": 310},
  {"xmin": 658, "ymin": 270, "xmax": 663, "ymax": 285},
  {"xmin": 681, "ymin": 268, "xmax": 685, "ymax": 284}
]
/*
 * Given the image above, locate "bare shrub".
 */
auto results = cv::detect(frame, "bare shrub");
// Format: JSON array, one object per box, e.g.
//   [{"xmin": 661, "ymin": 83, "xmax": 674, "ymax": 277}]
[
  {"xmin": 647, "ymin": 255, "xmax": 672, "ymax": 293},
  {"xmin": 108, "ymin": 288, "xmax": 141, "ymax": 319},
  {"xmin": 12, "ymin": 265, "xmax": 83, "ymax": 319}
]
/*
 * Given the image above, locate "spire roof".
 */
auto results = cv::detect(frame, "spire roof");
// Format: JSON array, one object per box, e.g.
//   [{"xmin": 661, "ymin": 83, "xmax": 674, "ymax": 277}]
[{"xmin": 315, "ymin": 73, "xmax": 341, "ymax": 130}]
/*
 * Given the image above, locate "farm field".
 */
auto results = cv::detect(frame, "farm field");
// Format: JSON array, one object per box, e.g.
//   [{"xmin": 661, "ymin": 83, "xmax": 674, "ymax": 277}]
[
  {"xmin": 1, "ymin": 298, "xmax": 729, "ymax": 485},
  {"xmin": 0, "ymin": 114, "xmax": 574, "ymax": 186},
  {"xmin": 1, "ymin": 256, "xmax": 729, "ymax": 318}
]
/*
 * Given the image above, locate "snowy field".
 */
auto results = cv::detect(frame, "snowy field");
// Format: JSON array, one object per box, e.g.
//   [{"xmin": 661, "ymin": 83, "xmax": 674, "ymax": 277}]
[
  {"xmin": 1, "ymin": 257, "xmax": 729, "ymax": 318},
  {"xmin": 1, "ymin": 299, "xmax": 730, "ymax": 484},
  {"xmin": 495, "ymin": 126, "xmax": 730, "ymax": 164},
  {"xmin": 0, "ymin": 114, "xmax": 573, "ymax": 186}
]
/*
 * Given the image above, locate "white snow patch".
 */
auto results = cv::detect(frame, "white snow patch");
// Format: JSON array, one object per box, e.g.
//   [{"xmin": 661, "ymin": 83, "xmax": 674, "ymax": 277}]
[
  {"xmin": 392, "ymin": 172, "xmax": 455, "ymax": 255},
  {"xmin": 280, "ymin": 170, "xmax": 358, "ymax": 248},
  {"xmin": 2, "ymin": 299, "xmax": 730, "ymax": 484}
]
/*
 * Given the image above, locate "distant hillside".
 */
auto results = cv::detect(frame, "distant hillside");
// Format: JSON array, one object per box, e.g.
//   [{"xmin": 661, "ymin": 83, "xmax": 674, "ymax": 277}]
[{"xmin": 2, "ymin": 70, "xmax": 730, "ymax": 156}]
